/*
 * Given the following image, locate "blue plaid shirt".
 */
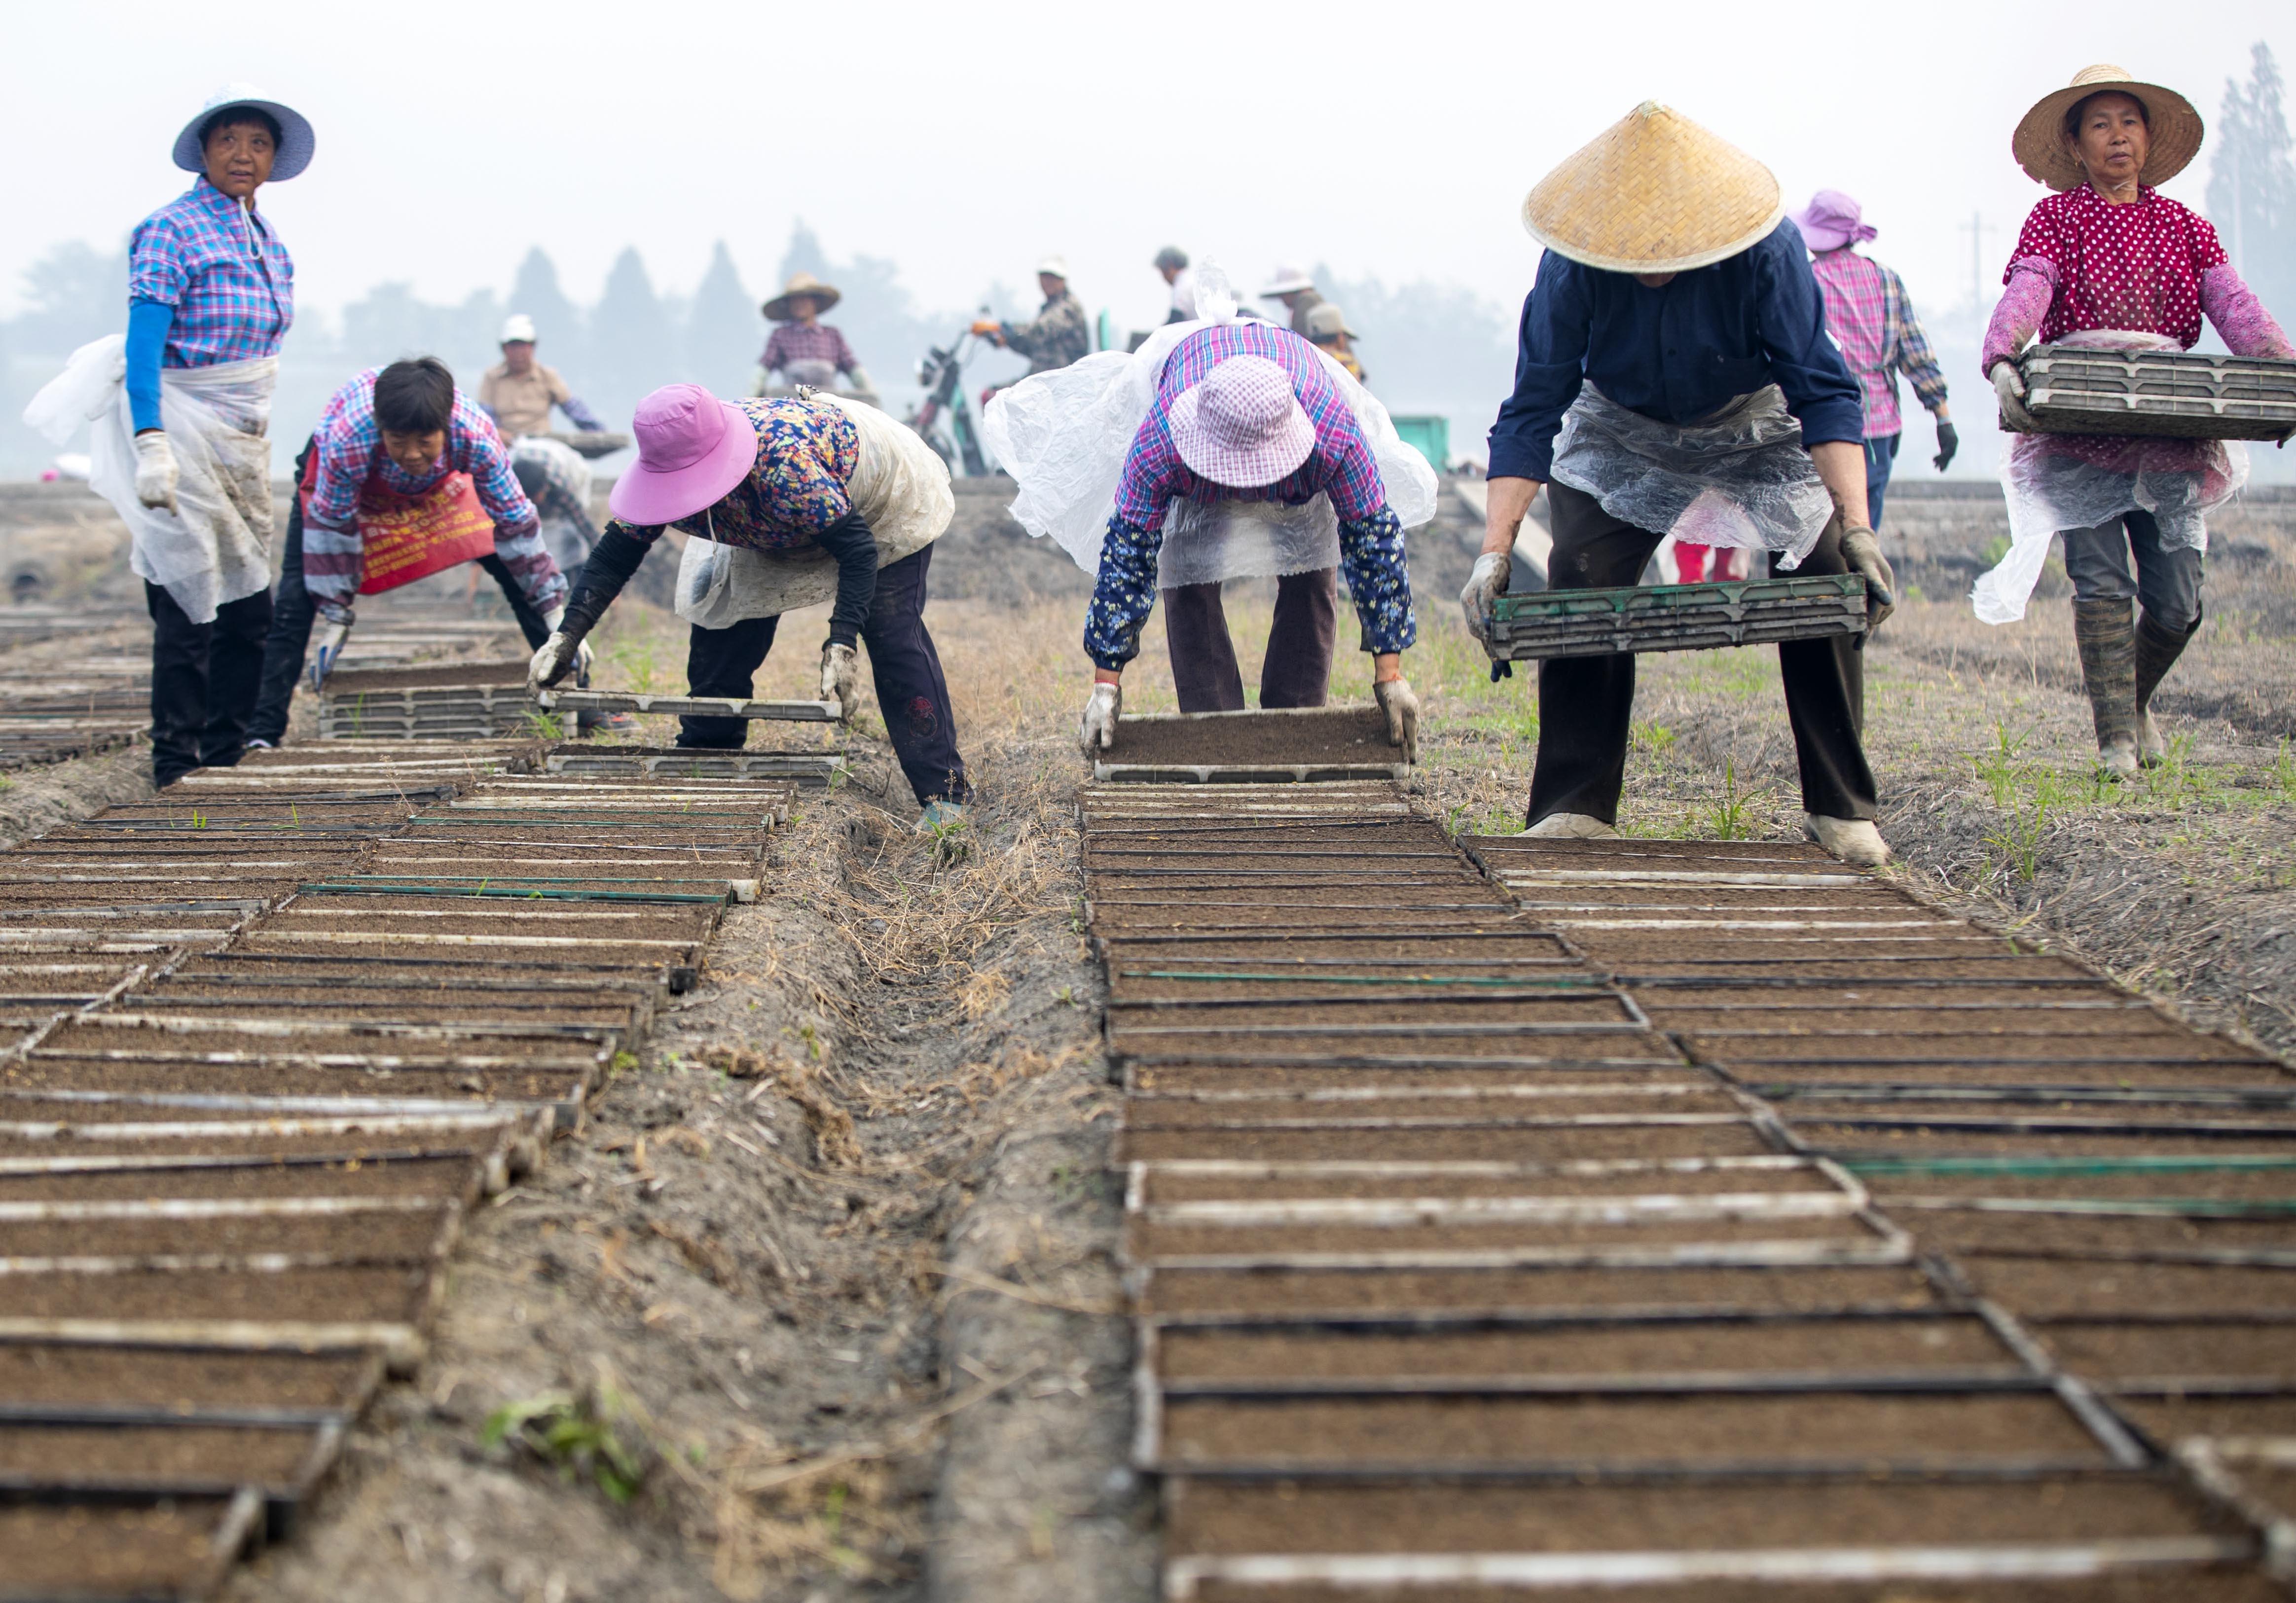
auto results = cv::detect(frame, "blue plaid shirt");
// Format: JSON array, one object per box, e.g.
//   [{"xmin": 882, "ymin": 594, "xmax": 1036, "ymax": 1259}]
[{"xmin": 127, "ymin": 178, "xmax": 293, "ymax": 368}]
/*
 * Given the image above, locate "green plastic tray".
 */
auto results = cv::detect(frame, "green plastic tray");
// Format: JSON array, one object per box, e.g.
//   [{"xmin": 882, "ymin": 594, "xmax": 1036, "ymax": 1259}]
[{"xmin": 1487, "ymin": 575, "xmax": 1866, "ymax": 661}]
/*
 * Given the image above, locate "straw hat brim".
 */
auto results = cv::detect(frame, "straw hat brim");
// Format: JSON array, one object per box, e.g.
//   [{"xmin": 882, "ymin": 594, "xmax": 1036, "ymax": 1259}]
[
  {"xmin": 173, "ymin": 93, "xmax": 316, "ymax": 183},
  {"xmin": 2013, "ymin": 74, "xmax": 2203, "ymax": 191},
  {"xmin": 763, "ymin": 279, "xmax": 842, "ymax": 321},
  {"xmin": 1522, "ymin": 102, "xmax": 1783, "ymax": 274}
]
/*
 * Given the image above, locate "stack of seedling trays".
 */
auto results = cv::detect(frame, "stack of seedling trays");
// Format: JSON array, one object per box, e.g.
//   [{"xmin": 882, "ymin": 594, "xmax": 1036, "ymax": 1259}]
[
  {"xmin": 1093, "ymin": 704, "xmax": 1410, "ymax": 785},
  {"xmin": 0, "ymin": 676, "xmax": 148, "ymax": 770},
  {"xmin": 317, "ymin": 660, "xmax": 541, "ymax": 740},
  {"xmin": 535, "ymin": 690, "xmax": 847, "ymax": 784},
  {"xmin": 1485, "ymin": 574, "xmax": 1868, "ymax": 661},
  {"xmin": 2013, "ymin": 343, "xmax": 2296, "ymax": 441}
]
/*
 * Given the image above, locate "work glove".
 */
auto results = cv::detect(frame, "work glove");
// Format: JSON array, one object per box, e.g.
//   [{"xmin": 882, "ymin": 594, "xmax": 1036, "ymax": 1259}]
[
  {"xmin": 1375, "ymin": 675, "xmax": 1420, "ymax": 765},
  {"xmin": 540, "ymin": 606, "xmax": 594, "ymax": 685},
  {"xmin": 1459, "ymin": 550, "xmax": 1510, "ymax": 646},
  {"xmin": 820, "ymin": 641, "xmax": 859, "ymax": 723},
  {"xmin": 526, "ymin": 608, "xmax": 593, "ymax": 693},
  {"xmin": 1990, "ymin": 361, "xmax": 2038, "ymax": 432},
  {"xmin": 309, "ymin": 608, "xmax": 354, "ymax": 692},
  {"xmin": 1077, "ymin": 681, "xmax": 1121, "ymax": 759},
  {"xmin": 133, "ymin": 432, "xmax": 179, "ymax": 513},
  {"xmin": 1932, "ymin": 421, "xmax": 1960, "ymax": 473},
  {"xmin": 1839, "ymin": 527, "xmax": 1897, "ymax": 629}
]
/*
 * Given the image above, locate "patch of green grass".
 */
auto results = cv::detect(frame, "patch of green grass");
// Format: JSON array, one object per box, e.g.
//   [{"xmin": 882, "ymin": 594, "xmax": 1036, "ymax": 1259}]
[
  {"xmin": 1692, "ymin": 757, "xmax": 1772, "ymax": 840},
  {"xmin": 482, "ymin": 1390, "xmax": 646, "ymax": 1504}
]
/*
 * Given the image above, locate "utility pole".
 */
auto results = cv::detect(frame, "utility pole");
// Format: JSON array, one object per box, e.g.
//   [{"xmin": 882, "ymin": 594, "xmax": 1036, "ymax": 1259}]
[{"xmin": 1959, "ymin": 211, "xmax": 1996, "ymax": 326}]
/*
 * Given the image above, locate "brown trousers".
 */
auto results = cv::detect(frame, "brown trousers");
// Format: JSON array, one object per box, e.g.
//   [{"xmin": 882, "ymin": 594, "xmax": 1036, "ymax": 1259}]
[{"xmin": 1163, "ymin": 568, "xmax": 1339, "ymax": 713}]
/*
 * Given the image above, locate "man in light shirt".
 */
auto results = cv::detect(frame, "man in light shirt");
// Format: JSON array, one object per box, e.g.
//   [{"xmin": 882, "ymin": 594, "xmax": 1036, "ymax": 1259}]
[{"xmin": 478, "ymin": 314, "xmax": 607, "ymax": 439}]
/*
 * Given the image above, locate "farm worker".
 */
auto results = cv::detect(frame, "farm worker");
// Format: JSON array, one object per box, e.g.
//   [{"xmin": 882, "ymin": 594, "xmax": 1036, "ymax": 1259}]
[
  {"xmin": 973, "ymin": 259, "xmax": 1091, "ymax": 377},
  {"xmin": 509, "ymin": 433, "xmax": 600, "ymax": 577},
  {"xmin": 25, "ymin": 85, "xmax": 312, "ymax": 787},
  {"xmin": 526, "ymin": 385, "xmax": 971, "ymax": 827},
  {"xmin": 1259, "ymin": 265, "xmax": 1326, "ymax": 336},
  {"xmin": 1979, "ymin": 65, "xmax": 2294, "ymax": 777},
  {"xmin": 478, "ymin": 314, "xmax": 607, "ymax": 440},
  {"xmin": 1306, "ymin": 303, "xmax": 1365, "ymax": 384},
  {"xmin": 755, "ymin": 273, "xmax": 875, "ymax": 395},
  {"xmin": 1468, "ymin": 101, "xmax": 1895, "ymax": 866},
  {"xmin": 1155, "ymin": 246, "xmax": 1198, "ymax": 324},
  {"xmin": 245, "ymin": 359, "xmax": 571, "ymax": 745},
  {"xmin": 1790, "ymin": 191, "xmax": 1955, "ymax": 534}
]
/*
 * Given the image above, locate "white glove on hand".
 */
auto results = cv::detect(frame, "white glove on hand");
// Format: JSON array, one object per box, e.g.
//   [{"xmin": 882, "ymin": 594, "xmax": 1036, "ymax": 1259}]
[
  {"xmin": 540, "ymin": 607, "xmax": 593, "ymax": 685},
  {"xmin": 133, "ymin": 432, "xmax": 179, "ymax": 513},
  {"xmin": 1991, "ymin": 361, "xmax": 2038, "ymax": 431},
  {"xmin": 1839, "ymin": 527, "xmax": 1897, "ymax": 629},
  {"xmin": 1460, "ymin": 550, "xmax": 1510, "ymax": 645},
  {"xmin": 1375, "ymin": 676, "xmax": 1420, "ymax": 764},
  {"xmin": 1077, "ymin": 681, "xmax": 1121, "ymax": 759},
  {"xmin": 820, "ymin": 641, "xmax": 860, "ymax": 722},
  {"xmin": 526, "ymin": 631, "xmax": 586, "ymax": 693},
  {"xmin": 309, "ymin": 614, "xmax": 353, "ymax": 692}
]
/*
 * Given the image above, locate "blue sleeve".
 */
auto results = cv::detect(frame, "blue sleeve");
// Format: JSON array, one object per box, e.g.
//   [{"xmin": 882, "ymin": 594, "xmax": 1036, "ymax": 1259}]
[
  {"xmin": 559, "ymin": 395, "xmax": 606, "ymax": 432},
  {"xmin": 1754, "ymin": 226, "xmax": 1864, "ymax": 448},
  {"xmin": 1082, "ymin": 515, "xmax": 1164, "ymax": 672},
  {"xmin": 125, "ymin": 298, "xmax": 172, "ymax": 434},
  {"xmin": 1487, "ymin": 252, "xmax": 1590, "ymax": 482}
]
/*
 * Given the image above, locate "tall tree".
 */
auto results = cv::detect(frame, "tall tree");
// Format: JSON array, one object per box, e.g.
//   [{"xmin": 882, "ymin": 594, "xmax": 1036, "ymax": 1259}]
[
  {"xmin": 686, "ymin": 240, "xmax": 759, "ymax": 398},
  {"xmin": 589, "ymin": 247, "xmax": 675, "ymax": 427},
  {"xmin": 507, "ymin": 247, "xmax": 586, "ymax": 384},
  {"xmin": 2208, "ymin": 42, "xmax": 2296, "ymax": 324}
]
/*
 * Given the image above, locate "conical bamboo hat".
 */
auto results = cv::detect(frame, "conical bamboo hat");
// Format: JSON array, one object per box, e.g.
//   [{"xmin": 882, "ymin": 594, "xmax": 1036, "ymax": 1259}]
[{"xmin": 1522, "ymin": 102, "xmax": 1783, "ymax": 273}]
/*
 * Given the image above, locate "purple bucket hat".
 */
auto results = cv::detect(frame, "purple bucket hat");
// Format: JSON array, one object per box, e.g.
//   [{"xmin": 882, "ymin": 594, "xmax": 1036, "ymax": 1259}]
[
  {"xmin": 608, "ymin": 384, "xmax": 759, "ymax": 526},
  {"xmin": 1790, "ymin": 189, "xmax": 1878, "ymax": 253},
  {"xmin": 1168, "ymin": 357, "xmax": 1316, "ymax": 489}
]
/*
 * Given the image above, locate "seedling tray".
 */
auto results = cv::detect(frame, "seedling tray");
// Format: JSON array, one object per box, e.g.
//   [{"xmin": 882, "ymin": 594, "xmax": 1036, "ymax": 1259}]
[
  {"xmin": 1093, "ymin": 706, "xmax": 1409, "ymax": 784},
  {"xmin": 534, "ymin": 690, "xmax": 838, "ymax": 722},
  {"xmin": 2012, "ymin": 344, "xmax": 2296, "ymax": 442},
  {"xmin": 1486, "ymin": 576, "xmax": 1867, "ymax": 661}
]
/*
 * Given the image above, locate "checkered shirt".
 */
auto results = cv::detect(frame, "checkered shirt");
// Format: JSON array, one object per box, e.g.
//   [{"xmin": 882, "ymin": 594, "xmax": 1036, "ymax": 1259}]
[
  {"xmin": 761, "ymin": 323, "xmax": 860, "ymax": 375},
  {"xmin": 301, "ymin": 370, "xmax": 561, "ymax": 616},
  {"xmin": 127, "ymin": 178, "xmax": 294, "ymax": 368},
  {"xmin": 1808, "ymin": 249, "xmax": 1948, "ymax": 439}
]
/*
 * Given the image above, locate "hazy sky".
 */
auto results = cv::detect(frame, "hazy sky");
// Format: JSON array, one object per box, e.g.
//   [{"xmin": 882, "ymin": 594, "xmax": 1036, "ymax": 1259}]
[{"xmin": 5, "ymin": 3, "xmax": 2290, "ymax": 332}]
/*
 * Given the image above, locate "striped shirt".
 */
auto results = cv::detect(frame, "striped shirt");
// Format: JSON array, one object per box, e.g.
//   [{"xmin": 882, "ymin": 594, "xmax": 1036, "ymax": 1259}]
[
  {"xmin": 1807, "ymin": 249, "xmax": 1948, "ymax": 439},
  {"xmin": 127, "ymin": 178, "xmax": 294, "ymax": 368},
  {"xmin": 302, "ymin": 371, "xmax": 562, "ymax": 615}
]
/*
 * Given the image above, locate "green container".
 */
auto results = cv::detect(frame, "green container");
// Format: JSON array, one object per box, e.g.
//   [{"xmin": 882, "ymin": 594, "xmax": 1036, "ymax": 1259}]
[
  {"xmin": 1487, "ymin": 575, "xmax": 1866, "ymax": 661},
  {"xmin": 1390, "ymin": 415, "xmax": 1450, "ymax": 471}
]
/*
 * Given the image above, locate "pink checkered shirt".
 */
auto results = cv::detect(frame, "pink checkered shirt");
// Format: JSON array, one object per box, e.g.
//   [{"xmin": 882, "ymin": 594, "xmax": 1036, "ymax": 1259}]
[{"xmin": 1808, "ymin": 249, "xmax": 1948, "ymax": 439}]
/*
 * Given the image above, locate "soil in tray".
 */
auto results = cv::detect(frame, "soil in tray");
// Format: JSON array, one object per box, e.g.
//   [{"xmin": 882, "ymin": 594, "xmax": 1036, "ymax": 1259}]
[
  {"xmin": 6, "ymin": 1059, "xmax": 587, "ymax": 1105},
  {"xmin": 1802, "ymin": 1129, "xmax": 2296, "ymax": 1158},
  {"xmin": 1959, "ymin": 1256, "xmax": 2296, "ymax": 1316},
  {"xmin": 0, "ymin": 1153, "xmax": 477, "ymax": 1201},
  {"xmin": 1103, "ymin": 934, "xmax": 1575, "ymax": 963},
  {"xmin": 1122, "ymin": 1089, "xmax": 1741, "ymax": 1126},
  {"xmin": 0, "ymin": 1344, "xmax": 371, "ymax": 1411},
  {"xmin": 1112, "ymin": 1033, "xmax": 1657, "ymax": 1065},
  {"xmin": 0, "ymin": 1501, "xmax": 238, "ymax": 1594},
  {"xmin": 2115, "ymin": 1393, "xmax": 2296, "ymax": 1441},
  {"xmin": 1467, "ymin": 836, "xmax": 1839, "ymax": 866},
  {"xmin": 324, "ymin": 661, "xmax": 529, "ymax": 691},
  {"xmin": 1900, "ymin": 1213, "xmax": 2296, "ymax": 1262},
  {"xmin": 1121, "ymin": 1576, "xmax": 2278, "ymax": 1603},
  {"xmin": 231, "ymin": 937, "xmax": 694, "ymax": 970},
  {"xmin": 0, "ymin": 1207, "xmax": 447, "ymax": 1261},
  {"xmin": 1797, "ymin": 1098, "xmax": 2296, "ymax": 1132},
  {"xmin": 276, "ymin": 908, "xmax": 714, "ymax": 938},
  {"xmin": 0, "ymin": 1421, "xmax": 320, "ymax": 1486},
  {"xmin": 1167, "ymin": 1260, "xmax": 1940, "ymax": 1319},
  {"xmin": 1156, "ymin": 1313, "xmax": 2012, "ymax": 1382},
  {"xmin": 1130, "ymin": 1215, "xmax": 1876, "ymax": 1260},
  {"xmin": 43, "ymin": 1020, "xmax": 600, "ymax": 1057},
  {"xmin": 1162, "ymin": 1470, "xmax": 2231, "ymax": 1556},
  {"xmin": 1754, "ymin": 1061, "xmax": 2296, "ymax": 1089},
  {"xmin": 2037, "ymin": 1319, "xmax": 2296, "ymax": 1382},
  {"xmin": 1138, "ymin": 1162, "xmax": 1831, "ymax": 1205},
  {"xmin": 1117, "ymin": 1124, "xmax": 1766, "ymax": 1165},
  {"xmin": 5, "ymin": 1264, "xmax": 428, "ymax": 1323},
  {"xmin": 1131, "ymin": 1063, "xmax": 1696, "ymax": 1093},
  {"xmin": 1864, "ymin": 1168, "xmax": 2296, "ymax": 1204},
  {"xmin": 1092, "ymin": 910, "xmax": 1516, "ymax": 936},
  {"xmin": 1156, "ymin": 1390, "xmax": 2102, "ymax": 1469},
  {"xmin": 1588, "ymin": 940, "xmax": 2033, "ymax": 968},
  {"xmin": 1111, "ymin": 1001, "xmax": 1639, "ymax": 1035},
  {"xmin": 133, "ymin": 987, "xmax": 637, "ymax": 1025},
  {"xmin": 1692, "ymin": 1035, "xmax": 2264, "ymax": 1067},
  {"xmin": 1658, "ymin": 1007, "xmax": 2185, "ymax": 1040},
  {"xmin": 1511, "ymin": 889, "xmax": 1925, "ymax": 916}
]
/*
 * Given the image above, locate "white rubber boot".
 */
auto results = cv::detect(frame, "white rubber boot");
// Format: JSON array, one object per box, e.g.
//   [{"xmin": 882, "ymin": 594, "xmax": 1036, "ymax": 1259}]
[
  {"xmin": 1804, "ymin": 813, "xmax": 1890, "ymax": 868},
  {"xmin": 1520, "ymin": 812, "xmax": 1619, "ymax": 840}
]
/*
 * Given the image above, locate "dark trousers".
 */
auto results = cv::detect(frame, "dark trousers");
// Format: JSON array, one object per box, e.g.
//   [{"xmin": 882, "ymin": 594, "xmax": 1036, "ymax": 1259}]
[
  {"xmin": 677, "ymin": 545, "xmax": 968, "ymax": 805},
  {"xmin": 146, "ymin": 582, "xmax": 272, "ymax": 788},
  {"xmin": 1527, "ymin": 482, "xmax": 1878, "ymax": 827},
  {"xmin": 1163, "ymin": 568, "xmax": 1339, "ymax": 713},
  {"xmin": 1864, "ymin": 433, "xmax": 1899, "ymax": 531},
  {"xmin": 2062, "ymin": 509, "xmax": 2205, "ymax": 632},
  {"xmin": 249, "ymin": 443, "xmax": 553, "ymax": 744}
]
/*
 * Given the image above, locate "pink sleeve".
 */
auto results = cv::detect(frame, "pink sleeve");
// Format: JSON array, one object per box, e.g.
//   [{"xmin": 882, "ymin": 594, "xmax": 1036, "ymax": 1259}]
[
  {"xmin": 1982, "ymin": 260, "xmax": 2057, "ymax": 374},
  {"xmin": 2200, "ymin": 265, "xmax": 2296, "ymax": 359}
]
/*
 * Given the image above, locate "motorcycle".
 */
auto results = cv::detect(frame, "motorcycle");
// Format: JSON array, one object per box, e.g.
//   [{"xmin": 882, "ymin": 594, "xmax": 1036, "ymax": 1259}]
[{"xmin": 906, "ymin": 320, "xmax": 992, "ymax": 478}]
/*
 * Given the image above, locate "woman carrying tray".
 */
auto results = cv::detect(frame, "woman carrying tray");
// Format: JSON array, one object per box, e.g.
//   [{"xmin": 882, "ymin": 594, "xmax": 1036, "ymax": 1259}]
[
  {"xmin": 1468, "ymin": 102, "xmax": 1897, "ymax": 866},
  {"xmin": 1981, "ymin": 65, "xmax": 2293, "ymax": 776}
]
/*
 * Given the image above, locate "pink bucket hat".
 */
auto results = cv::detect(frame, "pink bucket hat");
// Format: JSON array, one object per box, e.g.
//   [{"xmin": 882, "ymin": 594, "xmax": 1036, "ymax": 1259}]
[
  {"xmin": 1789, "ymin": 189, "xmax": 1878, "ymax": 253},
  {"xmin": 1168, "ymin": 357, "xmax": 1316, "ymax": 489},
  {"xmin": 607, "ymin": 384, "xmax": 759, "ymax": 525}
]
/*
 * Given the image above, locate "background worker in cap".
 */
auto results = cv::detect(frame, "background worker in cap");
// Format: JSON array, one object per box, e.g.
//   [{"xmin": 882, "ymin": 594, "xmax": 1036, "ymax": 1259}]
[
  {"xmin": 1259, "ymin": 265, "xmax": 1326, "ymax": 336},
  {"xmin": 1469, "ymin": 102, "xmax": 1896, "ymax": 867},
  {"xmin": 479, "ymin": 315, "xmax": 606, "ymax": 440},
  {"xmin": 1155, "ymin": 246, "xmax": 1197, "ymax": 323},
  {"xmin": 755, "ymin": 273, "xmax": 874, "ymax": 395},
  {"xmin": 974, "ymin": 259, "xmax": 1090, "ymax": 376},
  {"xmin": 1790, "ymin": 190, "xmax": 1955, "ymax": 532},
  {"xmin": 1306, "ymin": 303, "xmax": 1365, "ymax": 383},
  {"xmin": 527, "ymin": 383, "xmax": 970, "ymax": 826}
]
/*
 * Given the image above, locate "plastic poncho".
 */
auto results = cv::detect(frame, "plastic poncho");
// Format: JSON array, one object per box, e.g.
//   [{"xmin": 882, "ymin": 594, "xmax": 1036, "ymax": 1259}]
[
  {"xmin": 979, "ymin": 264, "xmax": 1437, "ymax": 589},
  {"xmin": 24, "ymin": 334, "xmax": 275, "ymax": 623}
]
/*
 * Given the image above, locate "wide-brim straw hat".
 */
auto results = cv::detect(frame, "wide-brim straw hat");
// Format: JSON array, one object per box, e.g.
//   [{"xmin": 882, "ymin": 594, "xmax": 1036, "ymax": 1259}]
[
  {"xmin": 173, "ymin": 83, "xmax": 316, "ymax": 182},
  {"xmin": 762, "ymin": 272, "xmax": 842, "ymax": 322},
  {"xmin": 1522, "ymin": 101, "xmax": 1782, "ymax": 274},
  {"xmin": 2013, "ymin": 64, "xmax": 2204, "ymax": 191}
]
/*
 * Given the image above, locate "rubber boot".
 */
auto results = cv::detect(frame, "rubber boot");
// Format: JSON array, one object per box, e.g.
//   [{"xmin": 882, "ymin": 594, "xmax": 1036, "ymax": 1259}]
[
  {"xmin": 2072, "ymin": 598, "xmax": 2140, "ymax": 780},
  {"xmin": 2133, "ymin": 607, "xmax": 2200, "ymax": 768}
]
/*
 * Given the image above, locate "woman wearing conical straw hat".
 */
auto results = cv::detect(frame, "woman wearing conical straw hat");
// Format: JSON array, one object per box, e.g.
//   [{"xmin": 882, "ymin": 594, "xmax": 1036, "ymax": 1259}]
[
  {"xmin": 1467, "ymin": 102, "xmax": 1896, "ymax": 866},
  {"xmin": 1978, "ymin": 66, "xmax": 2293, "ymax": 778}
]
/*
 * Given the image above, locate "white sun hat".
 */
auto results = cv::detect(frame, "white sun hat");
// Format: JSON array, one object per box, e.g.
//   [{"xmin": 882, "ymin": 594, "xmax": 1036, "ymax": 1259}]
[
  {"xmin": 500, "ymin": 314, "xmax": 538, "ymax": 344},
  {"xmin": 1259, "ymin": 263, "xmax": 1316, "ymax": 296},
  {"xmin": 1036, "ymin": 255, "xmax": 1070, "ymax": 279},
  {"xmin": 173, "ymin": 84, "xmax": 316, "ymax": 182},
  {"xmin": 1167, "ymin": 357, "xmax": 1317, "ymax": 489}
]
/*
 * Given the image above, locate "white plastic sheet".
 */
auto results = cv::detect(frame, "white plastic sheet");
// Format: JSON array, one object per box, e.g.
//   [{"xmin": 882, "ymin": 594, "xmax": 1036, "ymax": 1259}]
[
  {"xmin": 24, "ymin": 335, "xmax": 276, "ymax": 623},
  {"xmin": 675, "ymin": 391, "xmax": 954, "ymax": 627}
]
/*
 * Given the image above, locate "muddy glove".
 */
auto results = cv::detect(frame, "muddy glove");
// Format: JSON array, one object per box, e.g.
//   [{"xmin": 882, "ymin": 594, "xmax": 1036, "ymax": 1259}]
[
  {"xmin": 820, "ymin": 641, "xmax": 859, "ymax": 722},
  {"xmin": 1459, "ymin": 550, "xmax": 1510, "ymax": 646},
  {"xmin": 1077, "ymin": 681, "xmax": 1120, "ymax": 759},
  {"xmin": 1991, "ymin": 361, "xmax": 2038, "ymax": 432},
  {"xmin": 526, "ymin": 608, "xmax": 593, "ymax": 693},
  {"xmin": 1932, "ymin": 421, "xmax": 1959, "ymax": 473},
  {"xmin": 308, "ymin": 608, "xmax": 353, "ymax": 692},
  {"xmin": 133, "ymin": 432, "xmax": 179, "ymax": 513},
  {"xmin": 1839, "ymin": 527, "xmax": 1896, "ymax": 629},
  {"xmin": 1375, "ymin": 676, "xmax": 1420, "ymax": 764}
]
